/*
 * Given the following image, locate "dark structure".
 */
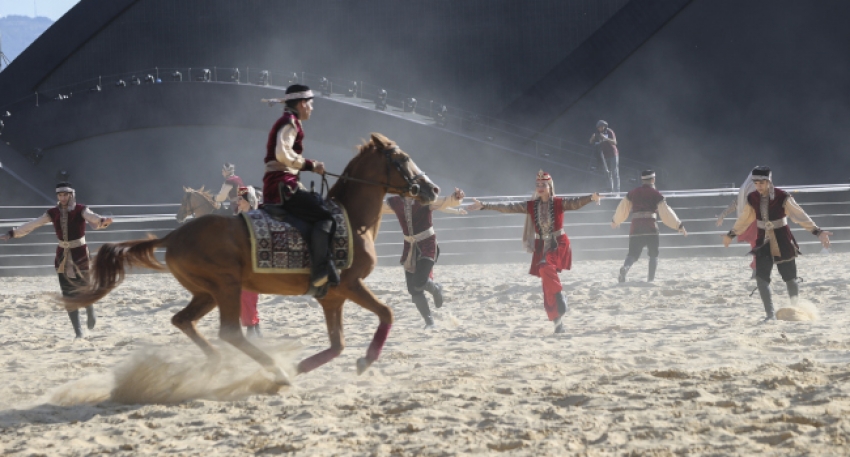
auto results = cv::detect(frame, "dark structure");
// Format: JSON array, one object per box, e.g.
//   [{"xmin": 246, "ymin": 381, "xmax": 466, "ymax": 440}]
[{"xmin": 1, "ymin": 0, "xmax": 848, "ymax": 203}]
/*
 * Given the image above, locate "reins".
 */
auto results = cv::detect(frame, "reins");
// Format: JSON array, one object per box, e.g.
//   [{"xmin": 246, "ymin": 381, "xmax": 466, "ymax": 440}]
[{"xmin": 319, "ymin": 146, "xmax": 425, "ymax": 198}]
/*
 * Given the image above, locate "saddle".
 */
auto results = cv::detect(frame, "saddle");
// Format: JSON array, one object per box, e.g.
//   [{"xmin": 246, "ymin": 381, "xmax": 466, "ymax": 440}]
[{"xmin": 241, "ymin": 200, "xmax": 353, "ymax": 274}]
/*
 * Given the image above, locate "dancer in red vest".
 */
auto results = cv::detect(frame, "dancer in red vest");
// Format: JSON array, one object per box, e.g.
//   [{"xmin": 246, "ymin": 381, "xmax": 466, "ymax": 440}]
[
  {"xmin": 261, "ymin": 84, "xmax": 337, "ymax": 297},
  {"xmin": 1, "ymin": 182, "xmax": 113, "ymax": 338},
  {"xmin": 716, "ymin": 170, "xmax": 759, "ymax": 278},
  {"xmin": 468, "ymin": 171, "xmax": 600, "ymax": 333},
  {"xmin": 235, "ymin": 186, "xmax": 262, "ymax": 337},
  {"xmin": 611, "ymin": 170, "xmax": 687, "ymax": 282},
  {"xmin": 214, "ymin": 162, "xmax": 245, "ymax": 214},
  {"xmin": 382, "ymin": 188, "xmax": 466, "ymax": 328},
  {"xmin": 723, "ymin": 166, "xmax": 832, "ymax": 321}
]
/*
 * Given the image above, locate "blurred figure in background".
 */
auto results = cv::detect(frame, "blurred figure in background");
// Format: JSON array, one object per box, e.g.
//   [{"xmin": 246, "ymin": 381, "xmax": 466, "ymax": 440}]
[
  {"xmin": 215, "ymin": 162, "xmax": 244, "ymax": 214},
  {"xmin": 236, "ymin": 186, "xmax": 262, "ymax": 337},
  {"xmin": 589, "ymin": 120, "xmax": 619, "ymax": 195}
]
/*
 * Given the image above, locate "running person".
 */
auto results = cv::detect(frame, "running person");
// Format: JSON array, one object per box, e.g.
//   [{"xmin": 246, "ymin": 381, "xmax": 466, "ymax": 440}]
[
  {"xmin": 382, "ymin": 188, "xmax": 466, "ymax": 328},
  {"xmin": 723, "ymin": 166, "xmax": 832, "ymax": 321},
  {"xmin": 468, "ymin": 171, "xmax": 600, "ymax": 333},
  {"xmin": 1, "ymin": 182, "xmax": 113, "ymax": 338},
  {"xmin": 611, "ymin": 170, "xmax": 687, "ymax": 283}
]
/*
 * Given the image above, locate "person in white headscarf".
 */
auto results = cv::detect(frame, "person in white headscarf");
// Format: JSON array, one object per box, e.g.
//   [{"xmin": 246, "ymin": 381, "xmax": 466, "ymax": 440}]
[
  {"xmin": 716, "ymin": 171, "xmax": 759, "ymax": 276},
  {"xmin": 723, "ymin": 166, "xmax": 832, "ymax": 322}
]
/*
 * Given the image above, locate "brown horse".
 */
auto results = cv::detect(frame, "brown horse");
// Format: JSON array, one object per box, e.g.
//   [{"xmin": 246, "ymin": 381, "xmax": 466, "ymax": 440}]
[
  {"xmin": 176, "ymin": 186, "xmax": 218, "ymax": 223},
  {"xmin": 67, "ymin": 133, "xmax": 438, "ymax": 385}
]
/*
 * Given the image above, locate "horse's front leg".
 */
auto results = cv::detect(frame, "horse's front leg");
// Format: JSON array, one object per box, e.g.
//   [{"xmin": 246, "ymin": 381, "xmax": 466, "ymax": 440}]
[
  {"xmin": 343, "ymin": 279, "xmax": 393, "ymax": 375},
  {"xmin": 297, "ymin": 298, "xmax": 345, "ymax": 374}
]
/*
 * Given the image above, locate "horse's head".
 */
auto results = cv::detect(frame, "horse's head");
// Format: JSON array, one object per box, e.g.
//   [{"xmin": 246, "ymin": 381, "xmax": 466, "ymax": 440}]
[
  {"xmin": 368, "ymin": 133, "xmax": 439, "ymax": 204},
  {"xmin": 176, "ymin": 186, "xmax": 216, "ymax": 223}
]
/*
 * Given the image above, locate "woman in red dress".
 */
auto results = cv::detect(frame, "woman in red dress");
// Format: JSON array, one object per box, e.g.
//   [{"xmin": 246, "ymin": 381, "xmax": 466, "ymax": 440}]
[{"xmin": 468, "ymin": 171, "xmax": 600, "ymax": 333}]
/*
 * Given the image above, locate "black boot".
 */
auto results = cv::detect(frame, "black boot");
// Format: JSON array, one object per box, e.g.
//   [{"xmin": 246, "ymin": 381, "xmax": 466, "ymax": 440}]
[
  {"xmin": 786, "ymin": 278, "xmax": 799, "ymax": 305},
  {"xmin": 647, "ymin": 257, "xmax": 658, "ymax": 282},
  {"xmin": 619, "ymin": 256, "xmax": 635, "ymax": 283},
  {"xmin": 85, "ymin": 306, "xmax": 96, "ymax": 330},
  {"xmin": 68, "ymin": 310, "xmax": 83, "ymax": 338},
  {"xmin": 756, "ymin": 277, "xmax": 775, "ymax": 322},
  {"xmin": 412, "ymin": 294, "xmax": 434, "ymax": 328},
  {"xmin": 423, "ymin": 280, "xmax": 444, "ymax": 308},
  {"xmin": 307, "ymin": 220, "xmax": 339, "ymax": 298}
]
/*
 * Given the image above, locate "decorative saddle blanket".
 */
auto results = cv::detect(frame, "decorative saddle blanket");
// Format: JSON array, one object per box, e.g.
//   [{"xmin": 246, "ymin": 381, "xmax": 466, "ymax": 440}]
[{"xmin": 242, "ymin": 201, "xmax": 353, "ymax": 273}]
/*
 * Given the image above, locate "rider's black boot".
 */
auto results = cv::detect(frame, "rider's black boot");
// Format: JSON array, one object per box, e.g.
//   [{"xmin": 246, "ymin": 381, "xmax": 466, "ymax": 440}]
[{"xmin": 307, "ymin": 220, "xmax": 339, "ymax": 298}]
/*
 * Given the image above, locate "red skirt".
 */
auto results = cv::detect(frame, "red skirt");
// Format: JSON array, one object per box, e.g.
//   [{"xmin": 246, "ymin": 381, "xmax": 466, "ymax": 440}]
[{"xmin": 529, "ymin": 234, "xmax": 572, "ymax": 277}]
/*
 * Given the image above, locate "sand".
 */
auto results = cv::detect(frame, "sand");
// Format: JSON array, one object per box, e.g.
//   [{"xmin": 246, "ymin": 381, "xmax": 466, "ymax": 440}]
[{"xmin": 0, "ymin": 253, "xmax": 848, "ymax": 456}]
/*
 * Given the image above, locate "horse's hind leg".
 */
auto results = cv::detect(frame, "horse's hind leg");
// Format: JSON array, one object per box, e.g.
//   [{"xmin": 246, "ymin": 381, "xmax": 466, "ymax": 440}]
[
  {"xmin": 214, "ymin": 286, "xmax": 291, "ymax": 386},
  {"xmin": 297, "ymin": 297, "xmax": 345, "ymax": 375},
  {"xmin": 171, "ymin": 293, "xmax": 219, "ymax": 362},
  {"xmin": 342, "ymin": 279, "xmax": 394, "ymax": 374}
]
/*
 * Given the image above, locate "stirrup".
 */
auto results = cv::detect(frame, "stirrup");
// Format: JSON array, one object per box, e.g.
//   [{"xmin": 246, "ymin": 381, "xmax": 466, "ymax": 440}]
[{"xmin": 305, "ymin": 282, "xmax": 330, "ymax": 300}]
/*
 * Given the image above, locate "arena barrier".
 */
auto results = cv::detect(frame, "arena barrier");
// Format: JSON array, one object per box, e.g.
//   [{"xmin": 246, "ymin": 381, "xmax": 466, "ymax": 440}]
[{"xmin": 0, "ymin": 184, "xmax": 847, "ymax": 274}]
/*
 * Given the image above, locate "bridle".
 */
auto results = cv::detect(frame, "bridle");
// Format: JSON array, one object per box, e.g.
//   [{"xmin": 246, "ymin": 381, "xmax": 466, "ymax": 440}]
[{"xmin": 324, "ymin": 145, "xmax": 426, "ymax": 197}]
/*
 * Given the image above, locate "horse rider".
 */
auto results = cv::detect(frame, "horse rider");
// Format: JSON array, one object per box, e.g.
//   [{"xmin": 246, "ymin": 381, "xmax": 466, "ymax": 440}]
[
  {"xmin": 262, "ymin": 84, "xmax": 338, "ymax": 297},
  {"xmin": 1, "ymin": 182, "xmax": 113, "ymax": 338},
  {"xmin": 215, "ymin": 162, "xmax": 245, "ymax": 214}
]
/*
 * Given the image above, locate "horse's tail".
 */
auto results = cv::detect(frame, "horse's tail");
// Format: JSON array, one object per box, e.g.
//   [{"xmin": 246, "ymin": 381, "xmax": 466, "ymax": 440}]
[{"xmin": 65, "ymin": 235, "xmax": 168, "ymax": 310}]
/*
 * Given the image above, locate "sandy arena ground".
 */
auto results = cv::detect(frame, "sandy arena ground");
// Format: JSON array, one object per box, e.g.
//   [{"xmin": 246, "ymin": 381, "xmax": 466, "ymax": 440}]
[{"xmin": 0, "ymin": 253, "xmax": 848, "ymax": 456}]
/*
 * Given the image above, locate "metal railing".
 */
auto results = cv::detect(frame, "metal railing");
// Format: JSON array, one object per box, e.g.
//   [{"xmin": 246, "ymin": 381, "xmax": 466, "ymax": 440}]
[{"xmin": 0, "ymin": 184, "xmax": 846, "ymax": 275}]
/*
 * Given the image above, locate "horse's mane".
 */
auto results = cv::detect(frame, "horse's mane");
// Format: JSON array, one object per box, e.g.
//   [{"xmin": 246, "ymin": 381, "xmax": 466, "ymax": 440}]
[
  {"xmin": 327, "ymin": 135, "xmax": 394, "ymax": 200},
  {"xmin": 186, "ymin": 186, "xmax": 215, "ymax": 205}
]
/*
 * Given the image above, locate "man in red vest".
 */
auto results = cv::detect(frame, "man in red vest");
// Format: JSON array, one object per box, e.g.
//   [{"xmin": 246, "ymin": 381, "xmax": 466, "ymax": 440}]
[
  {"xmin": 382, "ymin": 188, "xmax": 466, "ymax": 328},
  {"xmin": 723, "ymin": 166, "xmax": 832, "ymax": 321},
  {"xmin": 611, "ymin": 170, "xmax": 687, "ymax": 282},
  {"xmin": 214, "ymin": 162, "xmax": 245, "ymax": 214},
  {"xmin": 1, "ymin": 182, "xmax": 113, "ymax": 338},
  {"xmin": 261, "ymin": 84, "xmax": 337, "ymax": 297}
]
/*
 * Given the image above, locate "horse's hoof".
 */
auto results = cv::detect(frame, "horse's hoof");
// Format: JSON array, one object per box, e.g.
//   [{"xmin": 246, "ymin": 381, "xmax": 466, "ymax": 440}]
[
  {"xmin": 266, "ymin": 366, "xmax": 292, "ymax": 386},
  {"xmin": 356, "ymin": 357, "xmax": 373, "ymax": 375}
]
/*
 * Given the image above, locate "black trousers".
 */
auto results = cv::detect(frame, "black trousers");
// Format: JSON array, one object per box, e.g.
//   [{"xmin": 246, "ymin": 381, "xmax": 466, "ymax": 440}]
[
  {"xmin": 284, "ymin": 188, "xmax": 333, "ymax": 225},
  {"xmin": 58, "ymin": 272, "xmax": 87, "ymax": 297},
  {"xmin": 405, "ymin": 258, "xmax": 435, "ymax": 296},
  {"xmin": 627, "ymin": 234, "xmax": 660, "ymax": 260},
  {"xmin": 755, "ymin": 248, "xmax": 797, "ymax": 283}
]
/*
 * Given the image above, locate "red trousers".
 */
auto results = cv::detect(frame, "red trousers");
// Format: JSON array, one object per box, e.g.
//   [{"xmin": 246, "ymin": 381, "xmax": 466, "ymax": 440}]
[
  {"xmin": 538, "ymin": 250, "xmax": 564, "ymax": 321},
  {"xmin": 240, "ymin": 290, "xmax": 259, "ymax": 326}
]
